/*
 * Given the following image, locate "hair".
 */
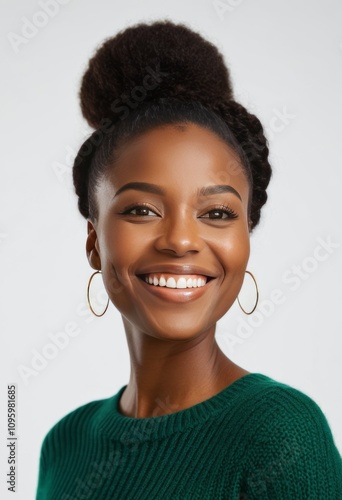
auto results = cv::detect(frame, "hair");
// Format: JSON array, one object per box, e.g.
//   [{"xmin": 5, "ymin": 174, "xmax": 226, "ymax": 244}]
[{"xmin": 72, "ymin": 19, "xmax": 272, "ymax": 232}]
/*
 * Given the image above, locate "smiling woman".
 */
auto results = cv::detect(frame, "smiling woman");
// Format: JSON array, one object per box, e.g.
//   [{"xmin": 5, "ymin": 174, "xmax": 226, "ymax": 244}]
[{"xmin": 35, "ymin": 19, "xmax": 342, "ymax": 499}]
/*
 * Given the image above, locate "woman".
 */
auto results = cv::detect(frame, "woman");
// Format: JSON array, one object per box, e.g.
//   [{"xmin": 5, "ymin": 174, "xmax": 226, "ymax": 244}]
[{"xmin": 36, "ymin": 19, "xmax": 342, "ymax": 499}]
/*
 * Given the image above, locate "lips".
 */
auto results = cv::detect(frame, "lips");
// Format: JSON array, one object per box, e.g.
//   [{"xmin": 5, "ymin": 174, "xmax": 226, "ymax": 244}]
[{"xmin": 135, "ymin": 269, "xmax": 217, "ymax": 303}]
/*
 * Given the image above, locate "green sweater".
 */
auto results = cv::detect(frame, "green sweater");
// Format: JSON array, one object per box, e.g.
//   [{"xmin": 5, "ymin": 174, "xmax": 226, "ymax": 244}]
[{"xmin": 36, "ymin": 373, "xmax": 342, "ymax": 499}]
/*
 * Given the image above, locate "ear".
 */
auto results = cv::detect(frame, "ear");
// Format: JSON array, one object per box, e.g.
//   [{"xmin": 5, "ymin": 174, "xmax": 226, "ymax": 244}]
[{"xmin": 86, "ymin": 220, "xmax": 101, "ymax": 270}]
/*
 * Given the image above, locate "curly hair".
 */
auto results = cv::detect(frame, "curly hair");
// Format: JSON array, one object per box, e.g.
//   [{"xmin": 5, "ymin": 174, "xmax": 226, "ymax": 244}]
[{"xmin": 72, "ymin": 19, "xmax": 272, "ymax": 231}]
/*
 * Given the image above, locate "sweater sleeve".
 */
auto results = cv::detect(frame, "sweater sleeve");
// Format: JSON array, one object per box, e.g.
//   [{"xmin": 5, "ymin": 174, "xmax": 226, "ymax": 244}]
[{"xmin": 240, "ymin": 386, "xmax": 342, "ymax": 499}]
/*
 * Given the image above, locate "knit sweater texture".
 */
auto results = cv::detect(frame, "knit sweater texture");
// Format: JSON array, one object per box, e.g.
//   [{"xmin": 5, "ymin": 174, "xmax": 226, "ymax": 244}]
[{"xmin": 36, "ymin": 373, "xmax": 342, "ymax": 499}]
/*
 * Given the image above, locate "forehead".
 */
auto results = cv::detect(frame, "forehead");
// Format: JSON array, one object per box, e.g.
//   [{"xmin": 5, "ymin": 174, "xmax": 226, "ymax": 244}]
[{"xmin": 105, "ymin": 122, "xmax": 249, "ymax": 204}]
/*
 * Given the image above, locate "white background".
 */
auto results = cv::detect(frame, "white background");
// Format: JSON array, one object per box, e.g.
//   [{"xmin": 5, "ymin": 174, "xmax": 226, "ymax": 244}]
[{"xmin": 1, "ymin": 0, "xmax": 342, "ymax": 497}]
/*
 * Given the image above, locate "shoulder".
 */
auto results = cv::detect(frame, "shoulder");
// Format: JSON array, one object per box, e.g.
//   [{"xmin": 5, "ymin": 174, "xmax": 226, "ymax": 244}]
[
  {"xmin": 246, "ymin": 376, "xmax": 336, "ymax": 435},
  {"xmin": 36, "ymin": 395, "xmax": 113, "ymax": 494},
  {"xmin": 232, "ymin": 374, "xmax": 342, "ymax": 497},
  {"xmin": 234, "ymin": 374, "xmax": 338, "ymax": 449},
  {"xmin": 38, "ymin": 394, "xmax": 111, "ymax": 463},
  {"xmin": 228, "ymin": 373, "xmax": 334, "ymax": 424}
]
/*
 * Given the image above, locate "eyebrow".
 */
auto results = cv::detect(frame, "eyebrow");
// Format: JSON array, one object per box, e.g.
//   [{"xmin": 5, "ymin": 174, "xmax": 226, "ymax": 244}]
[{"xmin": 113, "ymin": 182, "xmax": 242, "ymax": 201}]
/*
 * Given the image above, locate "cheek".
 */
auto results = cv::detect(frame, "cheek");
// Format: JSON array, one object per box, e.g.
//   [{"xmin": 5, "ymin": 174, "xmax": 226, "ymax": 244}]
[
  {"xmin": 98, "ymin": 223, "xmax": 146, "ymax": 297},
  {"xmin": 216, "ymin": 234, "xmax": 250, "ymax": 314},
  {"xmin": 215, "ymin": 225, "xmax": 250, "ymax": 274},
  {"xmin": 100, "ymin": 220, "xmax": 134, "ymax": 261}
]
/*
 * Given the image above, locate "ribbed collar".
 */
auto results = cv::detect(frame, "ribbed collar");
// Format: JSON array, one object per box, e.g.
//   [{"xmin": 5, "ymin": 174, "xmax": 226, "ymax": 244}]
[{"xmin": 97, "ymin": 373, "xmax": 273, "ymax": 442}]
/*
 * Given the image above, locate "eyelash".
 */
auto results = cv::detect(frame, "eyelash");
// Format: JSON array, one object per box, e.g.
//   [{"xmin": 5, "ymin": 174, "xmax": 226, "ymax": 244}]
[{"xmin": 119, "ymin": 203, "xmax": 239, "ymax": 220}]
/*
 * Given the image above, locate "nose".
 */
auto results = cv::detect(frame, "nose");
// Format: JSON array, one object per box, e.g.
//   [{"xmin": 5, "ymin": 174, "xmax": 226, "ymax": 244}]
[{"xmin": 153, "ymin": 209, "xmax": 203, "ymax": 256}]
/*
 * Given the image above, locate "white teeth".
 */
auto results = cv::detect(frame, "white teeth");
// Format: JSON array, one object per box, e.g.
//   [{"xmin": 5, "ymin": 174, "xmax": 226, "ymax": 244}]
[
  {"xmin": 159, "ymin": 276, "xmax": 166, "ymax": 287},
  {"xmin": 166, "ymin": 277, "xmax": 176, "ymax": 288},
  {"xmin": 176, "ymin": 277, "xmax": 187, "ymax": 288},
  {"xmin": 144, "ymin": 275, "xmax": 207, "ymax": 288}
]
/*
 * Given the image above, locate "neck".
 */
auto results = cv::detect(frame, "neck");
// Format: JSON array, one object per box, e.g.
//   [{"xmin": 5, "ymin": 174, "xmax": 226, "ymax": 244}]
[{"xmin": 119, "ymin": 318, "xmax": 249, "ymax": 418}]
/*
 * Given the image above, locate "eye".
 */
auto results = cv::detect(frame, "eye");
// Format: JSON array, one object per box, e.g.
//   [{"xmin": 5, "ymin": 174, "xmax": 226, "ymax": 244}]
[
  {"xmin": 119, "ymin": 203, "xmax": 239, "ymax": 220},
  {"xmin": 119, "ymin": 203, "xmax": 159, "ymax": 217},
  {"xmin": 200, "ymin": 204, "xmax": 239, "ymax": 220}
]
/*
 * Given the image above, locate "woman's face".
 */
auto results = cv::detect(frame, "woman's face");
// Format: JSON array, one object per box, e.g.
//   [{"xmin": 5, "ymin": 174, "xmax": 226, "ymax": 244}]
[{"xmin": 87, "ymin": 122, "xmax": 251, "ymax": 340}]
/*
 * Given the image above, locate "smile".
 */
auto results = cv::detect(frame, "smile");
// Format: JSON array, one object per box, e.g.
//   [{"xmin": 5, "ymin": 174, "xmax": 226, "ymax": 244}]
[
  {"xmin": 136, "ymin": 273, "xmax": 216, "ymax": 303},
  {"xmin": 139, "ymin": 273, "xmax": 214, "ymax": 288}
]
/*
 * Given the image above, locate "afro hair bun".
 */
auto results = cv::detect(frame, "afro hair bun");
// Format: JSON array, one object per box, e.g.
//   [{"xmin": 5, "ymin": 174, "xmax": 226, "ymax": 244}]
[{"xmin": 79, "ymin": 19, "xmax": 235, "ymax": 129}]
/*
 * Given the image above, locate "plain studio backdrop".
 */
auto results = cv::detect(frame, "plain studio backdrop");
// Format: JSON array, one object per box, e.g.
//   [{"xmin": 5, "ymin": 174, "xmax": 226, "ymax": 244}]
[{"xmin": 1, "ymin": 0, "xmax": 342, "ymax": 497}]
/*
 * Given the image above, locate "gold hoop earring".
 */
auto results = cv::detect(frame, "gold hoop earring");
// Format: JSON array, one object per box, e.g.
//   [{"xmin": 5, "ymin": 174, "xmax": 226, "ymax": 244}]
[
  {"xmin": 87, "ymin": 270, "xmax": 109, "ymax": 317},
  {"xmin": 237, "ymin": 270, "xmax": 259, "ymax": 315}
]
